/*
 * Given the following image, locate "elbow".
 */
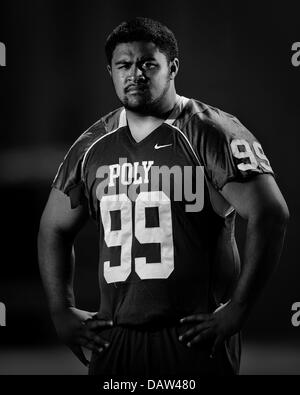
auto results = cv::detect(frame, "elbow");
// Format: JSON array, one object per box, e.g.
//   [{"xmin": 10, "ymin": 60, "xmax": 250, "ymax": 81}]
[
  {"xmin": 270, "ymin": 200, "xmax": 290, "ymax": 226},
  {"xmin": 278, "ymin": 203, "xmax": 290, "ymax": 225},
  {"xmin": 250, "ymin": 202, "xmax": 290, "ymax": 229}
]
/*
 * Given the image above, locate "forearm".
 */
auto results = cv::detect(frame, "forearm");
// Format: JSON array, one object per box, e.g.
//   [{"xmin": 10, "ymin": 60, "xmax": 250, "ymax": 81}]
[
  {"xmin": 38, "ymin": 228, "xmax": 76, "ymax": 314},
  {"xmin": 231, "ymin": 213, "xmax": 288, "ymax": 316}
]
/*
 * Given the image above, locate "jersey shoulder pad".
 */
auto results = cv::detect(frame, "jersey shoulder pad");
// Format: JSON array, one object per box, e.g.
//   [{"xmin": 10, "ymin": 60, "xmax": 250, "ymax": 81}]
[
  {"xmin": 181, "ymin": 101, "xmax": 274, "ymax": 190},
  {"xmin": 52, "ymin": 118, "xmax": 107, "ymax": 206},
  {"xmin": 101, "ymin": 107, "xmax": 123, "ymax": 132}
]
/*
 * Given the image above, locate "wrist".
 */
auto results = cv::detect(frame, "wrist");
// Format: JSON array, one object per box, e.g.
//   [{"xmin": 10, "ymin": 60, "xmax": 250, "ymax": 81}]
[
  {"xmin": 50, "ymin": 303, "xmax": 75, "ymax": 317},
  {"xmin": 229, "ymin": 297, "xmax": 253, "ymax": 319}
]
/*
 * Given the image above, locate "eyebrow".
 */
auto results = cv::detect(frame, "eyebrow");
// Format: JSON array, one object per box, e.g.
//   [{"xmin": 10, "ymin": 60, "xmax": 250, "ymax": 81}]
[
  {"xmin": 114, "ymin": 56, "xmax": 157, "ymax": 65},
  {"xmin": 139, "ymin": 56, "xmax": 157, "ymax": 62},
  {"xmin": 114, "ymin": 59, "xmax": 130, "ymax": 65}
]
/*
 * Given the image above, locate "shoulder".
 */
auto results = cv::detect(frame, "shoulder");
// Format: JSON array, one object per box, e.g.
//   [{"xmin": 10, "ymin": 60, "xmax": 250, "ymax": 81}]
[
  {"xmin": 101, "ymin": 107, "xmax": 124, "ymax": 132},
  {"xmin": 66, "ymin": 107, "xmax": 123, "ymax": 158},
  {"xmin": 52, "ymin": 107, "xmax": 124, "ymax": 202},
  {"xmin": 178, "ymin": 98, "xmax": 251, "ymax": 141}
]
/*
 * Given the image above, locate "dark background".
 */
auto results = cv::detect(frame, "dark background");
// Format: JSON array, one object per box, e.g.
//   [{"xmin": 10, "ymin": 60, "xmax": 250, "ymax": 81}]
[{"xmin": 0, "ymin": 0, "xmax": 299, "ymax": 374}]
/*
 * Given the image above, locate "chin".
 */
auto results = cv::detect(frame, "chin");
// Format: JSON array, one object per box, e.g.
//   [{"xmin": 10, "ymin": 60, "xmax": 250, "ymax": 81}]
[{"xmin": 123, "ymin": 98, "xmax": 153, "ymax": 113}]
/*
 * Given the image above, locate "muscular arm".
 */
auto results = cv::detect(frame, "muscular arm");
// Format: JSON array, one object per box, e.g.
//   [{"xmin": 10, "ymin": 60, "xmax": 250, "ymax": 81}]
[
  {"xmin": 220, "ymin": 173, "xmax": 289, "ymax": 314},
  {"xmin": 38, "ymin": 188, "xmax": 112, "ymax": 365},
  {"xmin": 38, "ymin": 188, "xmax": 89, "ymax": 314},
  {"xmin": 180, "ymin": 174, "xmax": 289, "ymax": 352}
]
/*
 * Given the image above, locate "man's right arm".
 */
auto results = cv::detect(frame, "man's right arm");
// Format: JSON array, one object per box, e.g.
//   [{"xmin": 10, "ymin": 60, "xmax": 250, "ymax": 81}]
[
  {"xmin": 38, "ymin": 188, "xmax": 112, "ymax": 366},
  {"xmin": 38, "ymin": 187, "xmax": 89, "ymax": 314}
]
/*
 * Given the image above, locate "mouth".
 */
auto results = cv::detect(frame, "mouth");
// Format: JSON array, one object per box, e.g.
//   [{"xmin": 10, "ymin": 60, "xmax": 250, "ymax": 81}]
[{"xmin": 125, "ymin": 84, "xmax": 147, "ymax": 94}]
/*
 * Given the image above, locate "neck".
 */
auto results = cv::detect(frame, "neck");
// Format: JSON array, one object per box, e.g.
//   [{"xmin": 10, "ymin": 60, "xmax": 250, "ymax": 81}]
[{"xmin": 126, "ymin": 89, "xmax": 178, "ymax": 124}]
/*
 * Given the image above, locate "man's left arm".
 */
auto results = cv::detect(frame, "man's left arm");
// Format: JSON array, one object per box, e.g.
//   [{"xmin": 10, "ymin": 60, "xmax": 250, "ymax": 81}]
[
  {"xmin": 179, "ymin": 174, "xmax": 289, "ymax": 354},
  {"xmin": 220, "ymin": 173, "xmax": 289, "ymax": 313}
]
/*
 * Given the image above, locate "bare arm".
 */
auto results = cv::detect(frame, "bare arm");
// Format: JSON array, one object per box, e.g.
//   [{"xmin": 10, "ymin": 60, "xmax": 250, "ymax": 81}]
[
  {"xmin": 220, "ymin": 174, "xmax": 289, "ymax": 313},
  {"xmin": 179, "ymin": 174, "xmax": 289, "ymax": 354},
  {"xmin": 38, "ymin": 188, "xmax": 112, "ymax": 366},
  {"xmin": 38, "ymin": 188, "xmax": 89, "ymax": 314}
]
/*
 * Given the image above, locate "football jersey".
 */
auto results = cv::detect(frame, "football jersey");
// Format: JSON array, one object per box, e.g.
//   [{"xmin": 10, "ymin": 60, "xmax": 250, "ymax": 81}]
[{"xmin": 52, "ymin": 95, "xmax": 274, "ymax": 327}]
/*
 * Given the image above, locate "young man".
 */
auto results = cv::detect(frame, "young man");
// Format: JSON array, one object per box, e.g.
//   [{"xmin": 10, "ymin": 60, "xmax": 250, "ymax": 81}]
[{"xmin": 38, "ymin": 17, "xmax": 289, "ymax": 375}]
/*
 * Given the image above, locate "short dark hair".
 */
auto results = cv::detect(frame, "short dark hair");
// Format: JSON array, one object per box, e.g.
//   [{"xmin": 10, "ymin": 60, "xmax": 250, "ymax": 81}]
[{"xmin": 105, "ymin": 17, "xmax": 179, "ymax": 65}]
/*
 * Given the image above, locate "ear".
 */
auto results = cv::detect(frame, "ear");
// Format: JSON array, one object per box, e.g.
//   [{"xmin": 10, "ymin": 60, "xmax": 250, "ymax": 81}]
[
  {"xmin": 107, "ymin": 64, "xmax": 112, "ymax": 77},
  {"xmin": 169, "ymin": 58, "xmax": 179, "ymax": 80}
]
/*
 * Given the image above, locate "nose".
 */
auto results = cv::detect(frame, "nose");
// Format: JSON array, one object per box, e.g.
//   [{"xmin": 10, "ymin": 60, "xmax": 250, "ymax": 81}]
[{"xmin": 127, "ymin": 64, "xmax": 145, "ymax": 82}]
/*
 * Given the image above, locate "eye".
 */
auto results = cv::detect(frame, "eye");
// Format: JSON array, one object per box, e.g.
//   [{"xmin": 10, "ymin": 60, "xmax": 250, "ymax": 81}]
[
  {"xmin": 142, "ymin": 62, "xmax": 156, "ymax": 70},
  {"xmin": 117, "ymin": 63, "xmax": 131, "ymax": 70}
]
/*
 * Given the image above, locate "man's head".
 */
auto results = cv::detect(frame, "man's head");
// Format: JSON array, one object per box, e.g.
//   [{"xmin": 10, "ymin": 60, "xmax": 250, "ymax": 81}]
[{"xmin": 105, "ymin": 17, "xmax": 179, "ymax": 114}]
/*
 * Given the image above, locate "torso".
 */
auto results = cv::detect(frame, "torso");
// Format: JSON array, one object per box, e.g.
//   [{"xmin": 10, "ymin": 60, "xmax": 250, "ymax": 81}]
[
  {"xmin": 80, "ymin": 97, "xmax": 241, "ymax": 325},
  {"xmin": 54, "ymin": 95, "xmax": 273, "ymax": 325}
]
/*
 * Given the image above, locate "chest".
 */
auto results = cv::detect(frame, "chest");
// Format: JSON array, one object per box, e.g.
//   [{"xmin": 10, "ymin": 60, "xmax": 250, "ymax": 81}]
[
  {"xmin": 128, "ymin": 120, "xmax": 165, "ymax": 143},
  {"xmin": 84, "ymin": 125, "xmax": 206, "ymax": 217}
]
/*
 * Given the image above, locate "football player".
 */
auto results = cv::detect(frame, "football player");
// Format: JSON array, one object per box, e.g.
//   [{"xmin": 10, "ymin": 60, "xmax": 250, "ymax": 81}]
[{"xmin": 38, "ymin": 17, "xmax": 289, "ymax": 375}]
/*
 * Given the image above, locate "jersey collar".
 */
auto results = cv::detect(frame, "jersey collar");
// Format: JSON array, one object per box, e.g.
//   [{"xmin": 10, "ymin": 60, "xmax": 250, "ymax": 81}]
[{"xmin": 118, "ymin": 95, "xmax": 190, "ymax": 129}]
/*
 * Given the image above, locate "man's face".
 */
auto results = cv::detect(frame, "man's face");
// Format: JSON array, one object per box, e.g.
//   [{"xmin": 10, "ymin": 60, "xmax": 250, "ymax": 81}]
[{"xmin": 108, "ymin": 41, "xmax": 177, "ymax": 113}]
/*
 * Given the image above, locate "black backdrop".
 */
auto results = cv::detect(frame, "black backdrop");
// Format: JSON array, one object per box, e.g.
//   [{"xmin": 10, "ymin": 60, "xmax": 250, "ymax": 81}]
[{"xmin": 0, "ymin": 0, "xmax": 299, "ymax": 374}]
